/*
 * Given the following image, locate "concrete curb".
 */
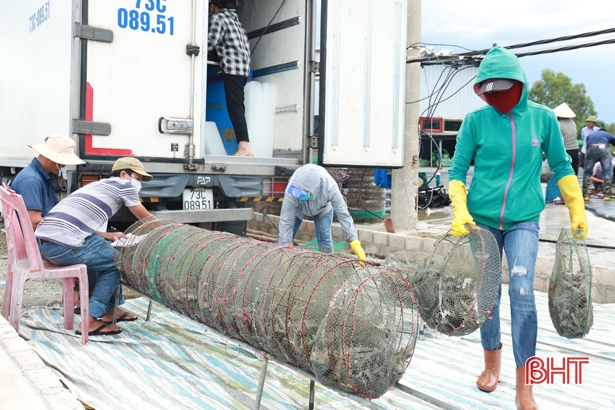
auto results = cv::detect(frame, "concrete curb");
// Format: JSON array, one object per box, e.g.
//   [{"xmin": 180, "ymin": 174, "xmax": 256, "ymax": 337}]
[{"xmin": 0, "ymin": 316, "xmax": 83, "ymax": 410}]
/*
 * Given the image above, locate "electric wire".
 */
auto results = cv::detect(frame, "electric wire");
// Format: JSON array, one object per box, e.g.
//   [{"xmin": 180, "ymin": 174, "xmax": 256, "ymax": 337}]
[
  {"xmin": 467, "ymin": 27, "xmax": 615, "ymax": 55},
  {"xmin": 407, "ymin": 42, "xmax": 477, "ymax": 53},
  {"xmin": 358, "ymin": 168, "xmax": 384, "ymax": 221},
  {"xmin": 410, "ymin": 28, "xmax": 615, "ymax": 65},
  {"xmin": 250, "ymin": 0, "xmax": 286, "ymax": 56},
  {"xmin": 514, "ymin": 37, "xmax": 615, "ymax": 58},
  {"xmin": 539, "ymin": 238, "xmax": 615, "ymax": 250},
  {"xmin": 416, "ymin": 65, "xmax": 476, "ymax": 206}
]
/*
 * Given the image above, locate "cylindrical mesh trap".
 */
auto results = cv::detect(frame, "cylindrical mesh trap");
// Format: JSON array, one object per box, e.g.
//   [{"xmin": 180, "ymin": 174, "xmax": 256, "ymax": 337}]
[
  {"xmin": 114, "ymin": 217, "xmax": 420, "ymax": 398},
  {"xmin": 311, "ymin": 267, "xmax": 419, "ymax": 399},
  {"xmin": 548, "ymin": 229, "xmax": 593, "ymax": 339},
  {"xmin": 385, "ymin": 227, "xmax": 501, "ymax": 336}
]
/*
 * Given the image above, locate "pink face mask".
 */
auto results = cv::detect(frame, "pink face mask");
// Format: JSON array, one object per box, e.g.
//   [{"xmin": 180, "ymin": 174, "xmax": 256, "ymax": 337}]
[{"xmin": 483, "ymin": 81, "xmax": 523, "ymax": 113}]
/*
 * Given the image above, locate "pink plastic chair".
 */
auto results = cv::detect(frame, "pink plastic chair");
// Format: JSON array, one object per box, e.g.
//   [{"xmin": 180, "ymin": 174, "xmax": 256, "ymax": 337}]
[{"xmin": 0, "ymin": 184, "xmax": 89, "ymax": 345}]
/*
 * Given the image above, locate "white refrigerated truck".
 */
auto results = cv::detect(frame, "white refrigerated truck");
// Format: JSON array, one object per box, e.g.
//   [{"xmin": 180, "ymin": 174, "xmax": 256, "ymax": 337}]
[{"xmin": 0, "ymin": 0, "xmax": 407, "ymax": 232}]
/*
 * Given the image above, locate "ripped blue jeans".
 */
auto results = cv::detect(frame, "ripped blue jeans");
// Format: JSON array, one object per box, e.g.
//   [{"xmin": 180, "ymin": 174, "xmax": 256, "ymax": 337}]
[{"xmin": 476, "ymin": 221, "xmax": 539, "ymax": 367}]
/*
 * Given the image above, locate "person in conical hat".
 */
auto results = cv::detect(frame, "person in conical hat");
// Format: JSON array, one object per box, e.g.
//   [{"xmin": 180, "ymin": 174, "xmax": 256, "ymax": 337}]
[{"xmin": 552, "ymin": 103, "xmax": 580, "ymax": 204}]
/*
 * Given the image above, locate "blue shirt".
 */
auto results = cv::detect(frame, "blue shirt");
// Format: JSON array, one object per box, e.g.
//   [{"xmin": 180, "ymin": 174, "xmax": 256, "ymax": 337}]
[
  {"xmin": 586, "ymin": 130, "xmax": 615, "ymax": 147},
  {"xmin": 11, "ymin": 158, "xmax": 58, "ymax": 216}
]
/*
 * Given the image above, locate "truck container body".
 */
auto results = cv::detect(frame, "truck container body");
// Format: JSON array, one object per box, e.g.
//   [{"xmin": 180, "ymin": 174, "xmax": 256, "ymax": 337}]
[{"xmin": 0, "ymin": 0, "xmax": 407, "ymax": 229}]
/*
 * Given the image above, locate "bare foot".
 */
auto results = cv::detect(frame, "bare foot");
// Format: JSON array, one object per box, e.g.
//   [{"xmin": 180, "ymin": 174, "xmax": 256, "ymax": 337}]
[
  {"xmin": 99, "ymin": 309, "xmax": 137, "ymax": 323},
  {"xmin": 77, "ymin": 317, "xmax": 121, "ymax": 335},
  {"xmin": 237, "ymin": 141, "xmax": 252, "ymax": 156}
]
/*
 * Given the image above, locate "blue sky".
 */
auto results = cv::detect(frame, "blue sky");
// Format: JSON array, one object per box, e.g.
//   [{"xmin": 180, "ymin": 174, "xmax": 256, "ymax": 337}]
[{"xmin": 421, "ymin": 0, "xmax": 615, "ymax": 124}]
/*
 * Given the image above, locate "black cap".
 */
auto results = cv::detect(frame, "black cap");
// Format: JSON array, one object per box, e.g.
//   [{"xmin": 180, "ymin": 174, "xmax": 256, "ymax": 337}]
[
  {"xmin": 210, "ymin": 0, "xmax": 226, "ymax": 7},
  {"xmin": 478, "ymin": 79, "xmax": 514, "ymax": 95}
]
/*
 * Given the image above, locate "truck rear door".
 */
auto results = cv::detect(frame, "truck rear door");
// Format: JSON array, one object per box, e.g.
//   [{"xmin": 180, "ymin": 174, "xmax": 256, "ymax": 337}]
[
  {"xmin": 83, "ymin": 0, "xmax": 202, "ymax": 161},
  {"xmin": 237, "ymin": 0, "xmax": 313, "ymax": 162},
  {"xmin": 319, "ymin": 0, "xmax": 407, "ymax": 167}
]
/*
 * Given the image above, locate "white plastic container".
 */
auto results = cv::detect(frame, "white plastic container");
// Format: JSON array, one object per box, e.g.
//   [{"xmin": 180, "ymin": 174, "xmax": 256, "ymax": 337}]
[
  {"xmin": 204, "ymin": 121, "xmax": 227, "ymax": 155},
  {"xmin": 541, "ymin": 183, "xmax": 547, "ymax": 202},
  {"xmin": 244, "ymin": 81, "xmax": 276, "ymax": 158}
]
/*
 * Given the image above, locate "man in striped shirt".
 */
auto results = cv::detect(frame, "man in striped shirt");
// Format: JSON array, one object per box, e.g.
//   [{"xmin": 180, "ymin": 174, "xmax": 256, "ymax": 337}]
[
  {"xmin": 208, "ymin": 0, "xmax": 253, "ymax": 156},
  {"xmin": 35, "ymin": 158, "xmax": 154, "ymax": 336}
]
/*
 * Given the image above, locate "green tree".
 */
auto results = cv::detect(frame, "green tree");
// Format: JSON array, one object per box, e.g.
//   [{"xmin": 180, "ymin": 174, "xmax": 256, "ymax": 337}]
[{"xmin": 529, "ymin": 69, "xmax": 597, "ymax": 134}]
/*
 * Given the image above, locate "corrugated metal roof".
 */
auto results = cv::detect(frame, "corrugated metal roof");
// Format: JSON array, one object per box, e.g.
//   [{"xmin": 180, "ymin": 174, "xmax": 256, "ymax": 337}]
[{"xmin": 419, "ymin": 64, "xmax": 485, "ymax": 120}]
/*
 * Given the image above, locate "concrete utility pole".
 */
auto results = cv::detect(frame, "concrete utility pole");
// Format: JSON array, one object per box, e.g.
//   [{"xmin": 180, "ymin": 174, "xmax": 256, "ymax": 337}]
[{"xmin": 391, "ymin": 0, "xmax": 421, "ymax": 231}]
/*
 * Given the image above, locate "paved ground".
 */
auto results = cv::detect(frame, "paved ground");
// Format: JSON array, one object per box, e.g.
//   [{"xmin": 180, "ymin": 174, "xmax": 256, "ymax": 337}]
[{"xmin": 1, "ymin": 194, "xmax": 614, "ymax": 409}]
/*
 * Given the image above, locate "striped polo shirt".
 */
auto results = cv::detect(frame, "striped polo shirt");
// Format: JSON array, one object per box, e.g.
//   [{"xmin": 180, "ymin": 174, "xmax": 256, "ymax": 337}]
[{"xmin": 35, "ymin": 177, "xmax": 141, "ymax": 249}]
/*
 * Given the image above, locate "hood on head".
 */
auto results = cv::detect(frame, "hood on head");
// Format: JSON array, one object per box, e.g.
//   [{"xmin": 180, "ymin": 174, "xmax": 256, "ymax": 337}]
[
  {"xmin": 288, "ymin": 165, "xmax": 323, "ymax": 196},
  {"xmin": 474, "ymin": 46, "xmax": 528, "ymax": 111}
]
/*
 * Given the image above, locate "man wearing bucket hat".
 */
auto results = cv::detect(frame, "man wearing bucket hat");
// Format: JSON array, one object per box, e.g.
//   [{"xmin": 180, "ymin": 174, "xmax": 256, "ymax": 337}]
[
  {"xmin": 11, "ymin": 134, "xmax": 85, "ymax": 230},
  {"xmin": 580, "ymin": 115, "xmax": 600, "ymax": 168},
  {"xmin": 208, "ymin": 0, "xmax": 253, "ymax": 157},
  {"xmin": 277, "ymin": 164, "xmax": 366, "ymax": 261},
  {"xmin": 35, "ymin": 157, "xmax": 154, "ymax": 336}
]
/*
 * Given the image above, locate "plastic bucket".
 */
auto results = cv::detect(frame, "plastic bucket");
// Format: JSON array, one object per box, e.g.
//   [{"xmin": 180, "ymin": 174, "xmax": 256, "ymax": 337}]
[
  {"xmin": 545, "ymin": 177, "xmax": 561, "ymax": 202},
  {"xmin": 205, "ymin": 68, "xmax": 253, "ymax": 155}
]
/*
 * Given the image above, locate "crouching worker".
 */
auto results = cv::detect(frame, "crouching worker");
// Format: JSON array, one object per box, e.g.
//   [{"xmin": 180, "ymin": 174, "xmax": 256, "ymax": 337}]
[
  {"xmin": 276, "ymin": 164, "xmax": 366, "ymax": 261},
  {"xmin": 35, "ymin": 158, "xmax": 154, "ymax": 336}
]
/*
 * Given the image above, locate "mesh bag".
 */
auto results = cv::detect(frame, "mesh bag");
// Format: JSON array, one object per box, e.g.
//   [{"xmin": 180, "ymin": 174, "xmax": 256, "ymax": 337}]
[
  {"xmin": 548, "ymin": 229, "xmax": 593, "ymax": 339},
  {"xmin": 311, "ymin": 267, "xmax": 420, "ymax": 399},
  {"xmin": 383, "ymin": 250, "xmax": 435, "ymax": 280},
  {"xmin": 407, "ymin": 227, "xmax": 501, "ymax": 336}
]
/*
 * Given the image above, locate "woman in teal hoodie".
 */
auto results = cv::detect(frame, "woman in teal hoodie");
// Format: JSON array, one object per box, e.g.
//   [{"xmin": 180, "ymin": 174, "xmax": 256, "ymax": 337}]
[{"xmin": 448, "ymin": 46, "xmax": 587, "ymax": 410}]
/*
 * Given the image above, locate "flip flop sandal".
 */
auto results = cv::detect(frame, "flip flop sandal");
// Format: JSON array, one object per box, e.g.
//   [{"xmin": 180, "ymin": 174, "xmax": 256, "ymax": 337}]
[
  {"xmin": 76, "ymin": 322, "xmax": 122, "ymax": 336},
  {"xmin": 104, "ymin": 312, "xmax": 138, "ymax": 323}
]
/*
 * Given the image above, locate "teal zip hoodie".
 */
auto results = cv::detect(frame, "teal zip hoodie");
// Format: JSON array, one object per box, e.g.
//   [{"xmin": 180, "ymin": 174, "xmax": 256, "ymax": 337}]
[{"xmin": 449, "ymin": 46, "xmax": 573, "ymax": 231}]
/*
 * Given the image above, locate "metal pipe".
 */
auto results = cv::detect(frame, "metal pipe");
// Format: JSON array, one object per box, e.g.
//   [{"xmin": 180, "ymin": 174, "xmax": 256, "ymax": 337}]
[
  {"xmin": 186, "ymin": 0, "xmax": 197, "ymax": 169},
  {"xmin": 146, "ymin": 300, "xmax": 153, "ymax": 321},
  {"xmin": 254, "ymin": 355, "xmax": 269, "ymax": 409},
  {"xmin": 112, "ymin": 282, "xmax": 121, "ymax": 325},
  {"xmin": 308, "ymin": 379, "xmax": 315, "ymax": 409}
]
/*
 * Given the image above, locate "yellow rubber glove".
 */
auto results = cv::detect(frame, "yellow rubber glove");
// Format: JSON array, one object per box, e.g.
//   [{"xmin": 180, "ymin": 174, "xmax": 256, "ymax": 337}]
[
  {"xmin": 350, "ymin": 240, "xmax": 366, "ymax": 261},
  {"xmin": 557, "ymin": 175, "xmax": 588, "ymax": 238},
  {"xmin": 448, "ymin": 180, "xmax": 474, "ymax": 236}
]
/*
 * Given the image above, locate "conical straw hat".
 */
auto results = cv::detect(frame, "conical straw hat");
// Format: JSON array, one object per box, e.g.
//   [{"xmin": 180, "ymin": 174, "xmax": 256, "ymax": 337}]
[{"xmin": 552, "ymin": 103, "xmax": 576, "ymax": 119}]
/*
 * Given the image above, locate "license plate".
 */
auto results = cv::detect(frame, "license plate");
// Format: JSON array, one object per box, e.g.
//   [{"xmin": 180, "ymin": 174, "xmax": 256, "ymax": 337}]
[{"xmin": 182, "ymin": 188, "xmax": 213, "ymax": 210}]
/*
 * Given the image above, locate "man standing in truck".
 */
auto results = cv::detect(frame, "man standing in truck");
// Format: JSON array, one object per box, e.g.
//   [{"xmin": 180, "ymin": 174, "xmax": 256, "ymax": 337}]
[
  {"xmin": 277, "ymin": 164, "xmax": 366, "ymax": 261},
  {"xmin": 208, "ymin": 0, "xmax": 253, "ymax": 157}
]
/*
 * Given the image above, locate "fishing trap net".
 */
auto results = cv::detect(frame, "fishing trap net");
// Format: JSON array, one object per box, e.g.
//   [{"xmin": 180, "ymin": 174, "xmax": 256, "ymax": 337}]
[
  {"xmin": 548, "ymin": 229, "xmax": 593, "ymax": 339},
  {"xmin": 386, "ymin": 227, "xmax": 501, "ymax": 336},
  {"xmin": 311, "ymin": 267, "xmax": 419, "ymax": 398},
  {"xmin": 114, "ymin": 217, "xmax": 420, "ymax": 399}
]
